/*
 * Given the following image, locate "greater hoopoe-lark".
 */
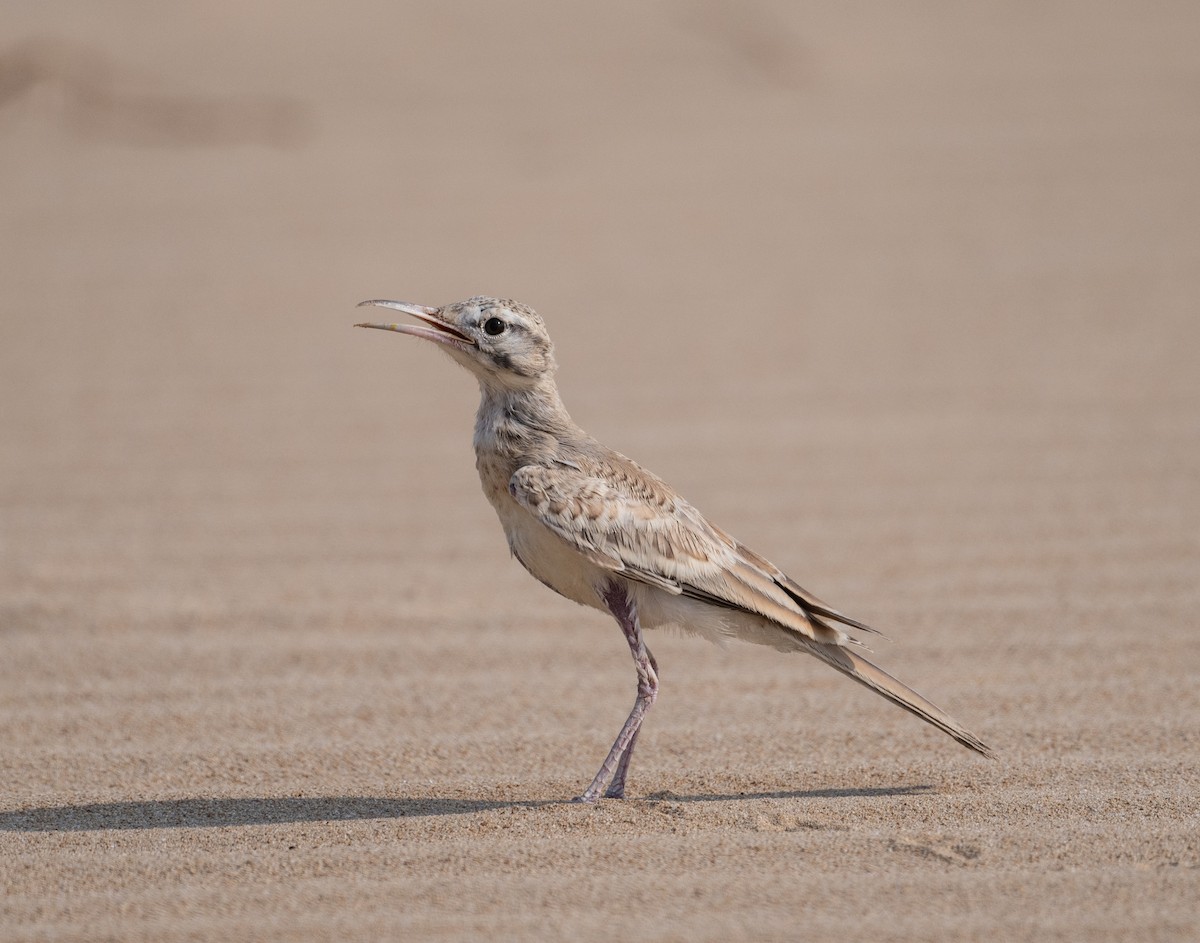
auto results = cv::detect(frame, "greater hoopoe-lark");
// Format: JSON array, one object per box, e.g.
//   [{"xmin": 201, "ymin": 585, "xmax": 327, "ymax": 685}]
[{"xmin": 356, "ymin": 296, "xmax": 992, "ymax": 802}]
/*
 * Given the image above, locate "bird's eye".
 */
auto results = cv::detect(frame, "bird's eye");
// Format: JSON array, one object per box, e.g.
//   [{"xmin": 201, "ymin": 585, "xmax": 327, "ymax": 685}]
[{"xmin": 483, "ymin": 317, "xmax": 506, "ymax": 336}]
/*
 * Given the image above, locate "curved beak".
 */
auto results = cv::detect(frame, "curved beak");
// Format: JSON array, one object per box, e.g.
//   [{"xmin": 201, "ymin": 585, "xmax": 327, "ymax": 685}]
[{"xmin": 354, "ymin": 300, "xmax": 476, "ymax": 349}]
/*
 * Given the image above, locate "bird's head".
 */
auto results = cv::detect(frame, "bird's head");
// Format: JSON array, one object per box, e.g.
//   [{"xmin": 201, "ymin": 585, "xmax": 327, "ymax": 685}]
[{"xmin": 355, "ymin": 296, "xmax": 556, "ymax": 390}]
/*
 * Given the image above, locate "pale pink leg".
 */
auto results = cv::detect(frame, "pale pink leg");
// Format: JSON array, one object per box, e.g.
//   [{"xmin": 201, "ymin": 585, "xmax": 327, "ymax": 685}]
[
  {"xmin": 604, "ymin": 644, "xmax": 657, "ymax": 799},
  {"xmin": 576, "ymin": 582, "xmax": 658, "ymax": 803}
]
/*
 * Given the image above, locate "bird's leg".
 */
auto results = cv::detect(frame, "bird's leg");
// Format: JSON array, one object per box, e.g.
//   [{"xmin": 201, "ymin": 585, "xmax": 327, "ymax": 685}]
[
  {"xmin": 575, "ymin": 581, "xmax": 658, "ymax": 803},
  {"xmin": 604, "ymin": 643, "xmax": 657, "ymax": 799}
]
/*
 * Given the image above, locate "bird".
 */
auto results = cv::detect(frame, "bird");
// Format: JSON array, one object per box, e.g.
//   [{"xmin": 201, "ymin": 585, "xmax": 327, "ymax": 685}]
[{"xmin": 355, "ymin": 295, "xmax": 993, "ymax": 802}]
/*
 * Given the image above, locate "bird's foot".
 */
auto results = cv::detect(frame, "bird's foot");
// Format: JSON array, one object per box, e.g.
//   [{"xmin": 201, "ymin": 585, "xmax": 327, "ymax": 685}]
[
  {"xmin": 570, "ymin": 785, "xmax": 627, "ymax": 803},
  {"xmin": 573, "ymin": 778, "xmax": 628, "ymax": 802}
]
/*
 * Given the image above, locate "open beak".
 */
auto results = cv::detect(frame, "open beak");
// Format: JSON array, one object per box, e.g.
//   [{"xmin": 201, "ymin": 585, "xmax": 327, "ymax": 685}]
[{"xmin": 354, "ymin": 300, "xmax": 476, "ymax": 349}]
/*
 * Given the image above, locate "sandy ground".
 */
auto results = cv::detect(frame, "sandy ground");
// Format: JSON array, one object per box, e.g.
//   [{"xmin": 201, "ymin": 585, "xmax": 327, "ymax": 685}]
[{"xmin": 2, "ymin": 2, "xmax": 1198, "ymax": 940}]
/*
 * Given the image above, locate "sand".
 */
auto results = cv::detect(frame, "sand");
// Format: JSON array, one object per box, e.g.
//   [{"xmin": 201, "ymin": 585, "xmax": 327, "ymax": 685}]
[{"xmin": 2, "ymin": 2, "xmax": 1198, "ymax": 940}]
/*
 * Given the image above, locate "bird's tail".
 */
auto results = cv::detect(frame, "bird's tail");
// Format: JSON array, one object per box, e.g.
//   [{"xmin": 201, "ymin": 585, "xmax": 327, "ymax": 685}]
[{"xmin": 802, "ymin": 638, "xmax": 994, "ymax": 758}]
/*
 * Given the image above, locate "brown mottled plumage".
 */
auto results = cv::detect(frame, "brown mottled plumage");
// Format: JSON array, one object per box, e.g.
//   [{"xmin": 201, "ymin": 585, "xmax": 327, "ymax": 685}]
[{"xmin": 355, "ymin": 296, "xmax": 992, "ymax": 802}]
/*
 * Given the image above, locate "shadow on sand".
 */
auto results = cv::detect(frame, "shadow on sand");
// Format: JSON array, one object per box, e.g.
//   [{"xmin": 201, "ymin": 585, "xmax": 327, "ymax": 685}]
[{"xmin": 0, "ymin": 785, "xmax": 932, "ymax": 832}]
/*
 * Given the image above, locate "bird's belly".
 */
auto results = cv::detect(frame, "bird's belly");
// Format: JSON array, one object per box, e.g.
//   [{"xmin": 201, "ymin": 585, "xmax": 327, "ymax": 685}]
[{"xmin": 493, "ymin": 496, "xmax": 608, "ymax": 610}]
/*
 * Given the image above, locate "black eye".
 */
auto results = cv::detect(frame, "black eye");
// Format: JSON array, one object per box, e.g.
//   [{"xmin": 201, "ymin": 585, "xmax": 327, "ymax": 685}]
[{"xmin": 483, "ymin": 317, "xmax": 506, "ymax": 336}]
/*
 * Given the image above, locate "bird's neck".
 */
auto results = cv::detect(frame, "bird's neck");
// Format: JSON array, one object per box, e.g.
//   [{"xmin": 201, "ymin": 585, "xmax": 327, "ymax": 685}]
[{"xmin": 473, "ymin": 378, "xmax": 581, "ymax": 464}]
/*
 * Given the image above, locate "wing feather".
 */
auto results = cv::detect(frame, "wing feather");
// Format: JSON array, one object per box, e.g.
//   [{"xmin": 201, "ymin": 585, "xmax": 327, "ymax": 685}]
[{"xmin": 508, "ymin": 459, "xmax": 862, "ymax": 644}]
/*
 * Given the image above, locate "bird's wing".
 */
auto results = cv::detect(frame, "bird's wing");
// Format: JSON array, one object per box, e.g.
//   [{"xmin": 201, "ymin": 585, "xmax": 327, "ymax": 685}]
[{"xmin": 508, "ymin": 459, "xmax": 875, "ymax": 643}]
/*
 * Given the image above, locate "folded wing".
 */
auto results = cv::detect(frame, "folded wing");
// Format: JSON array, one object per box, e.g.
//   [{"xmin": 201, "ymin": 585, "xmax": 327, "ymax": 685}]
[{"xmin": 508, "ymin": 457, "xmax": 874, "ymax": 646}]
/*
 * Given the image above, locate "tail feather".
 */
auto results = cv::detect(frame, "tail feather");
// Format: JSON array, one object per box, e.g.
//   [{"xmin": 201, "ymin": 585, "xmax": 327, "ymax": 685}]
[{"xmin": 804, "ymin": 637, "xmax": 994, "ymax": 758}]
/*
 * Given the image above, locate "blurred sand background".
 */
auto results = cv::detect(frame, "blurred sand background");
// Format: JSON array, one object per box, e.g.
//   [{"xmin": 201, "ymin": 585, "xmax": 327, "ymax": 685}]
[{"xmin": 2, "ymin": 2, "xmax": 1198, "ymax": 940}]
